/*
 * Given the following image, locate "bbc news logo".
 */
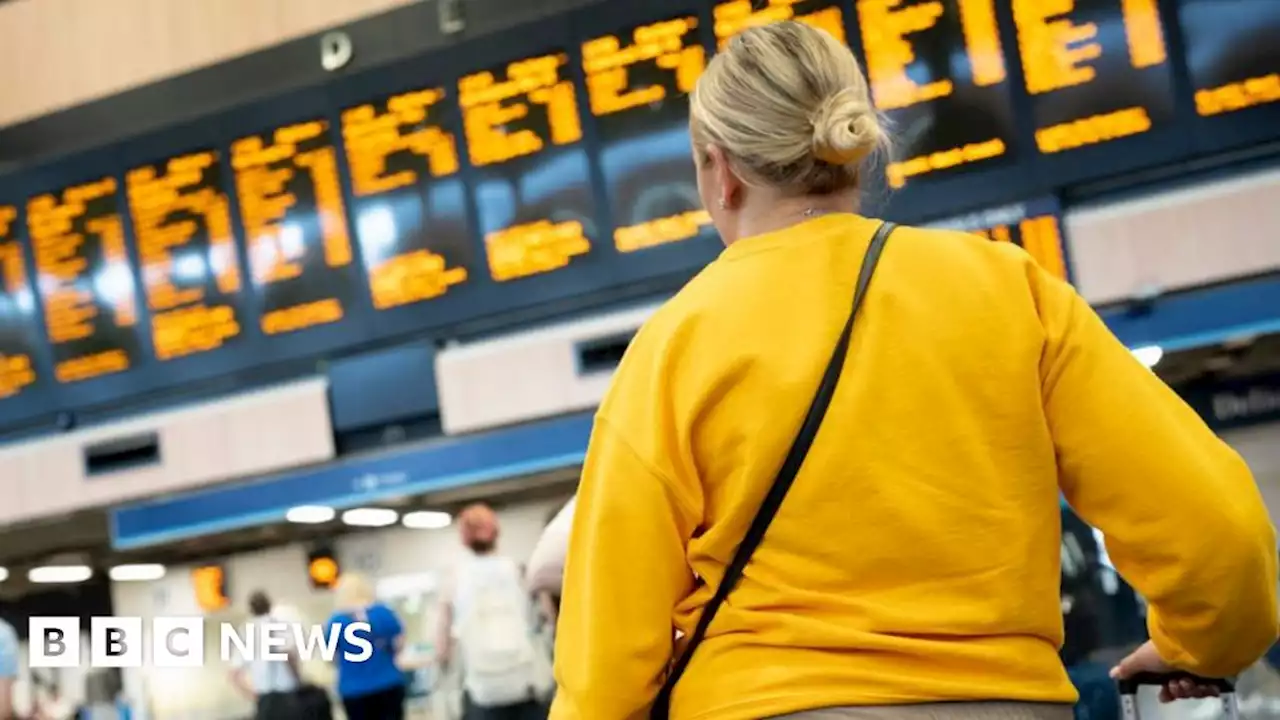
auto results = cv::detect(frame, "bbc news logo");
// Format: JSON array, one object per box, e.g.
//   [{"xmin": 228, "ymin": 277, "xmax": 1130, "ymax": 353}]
[{"xmin": 28, "ymin": 617, "xmax": 374, "ymax": 668}]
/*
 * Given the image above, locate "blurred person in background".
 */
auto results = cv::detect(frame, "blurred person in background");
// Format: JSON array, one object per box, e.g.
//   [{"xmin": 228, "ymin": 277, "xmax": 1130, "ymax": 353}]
[
  {"xmin": 329, "ymin": 573, "xmax": 406, "ymax": 720},
  {"xmin": 438, "ymin": 503, "xmax": 550, "ymax": 720},
  {"xmin": 551, "ymin": 20, "xmax": 1279, "ymax": 720},
  {"xmin": 0, "ymin": 617, "xmax": 15, "ymax": 720},
  {"xmin": 527, "ymin": 497, "xmax": 575, "ymax": 629},
  {"xmin": 229, "ymin": 591, "xmax": 299, "ymax": 720}
]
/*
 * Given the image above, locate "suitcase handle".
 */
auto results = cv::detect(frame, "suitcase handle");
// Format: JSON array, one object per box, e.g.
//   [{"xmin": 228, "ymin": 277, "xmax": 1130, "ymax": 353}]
[{"xmin": 1117, "ymin": 671, "xmax": 1235, "ymax": 695}]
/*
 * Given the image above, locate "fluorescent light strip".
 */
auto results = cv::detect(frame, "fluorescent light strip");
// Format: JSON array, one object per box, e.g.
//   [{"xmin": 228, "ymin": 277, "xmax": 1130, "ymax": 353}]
[
  {"xmin": 29, "ymin": 565, "xmax": 93, "ymax": 584},
  {"xmin": 109, "ymin": 564, "xmax": 166, "ymax": 582},
  {"xmin": 403, "ymin": 510, "xmax": 452, "ymax": 530},
  {"xmin": 342, "ymin": 508, "xmax": 399, "ymax": 527},
  {"xmin": 0, "ymin": 567, "xmax": 8, "ymax": 582},
  {"xmin": 286, "ymin": 505, "xmax": 336, "ymax": 524}
]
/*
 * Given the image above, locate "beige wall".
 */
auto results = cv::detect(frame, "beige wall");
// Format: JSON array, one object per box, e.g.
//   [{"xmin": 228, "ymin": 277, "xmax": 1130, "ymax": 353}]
[{"xmin": 0, "ymin": 0, "xmax": 416, "ymax": 129}]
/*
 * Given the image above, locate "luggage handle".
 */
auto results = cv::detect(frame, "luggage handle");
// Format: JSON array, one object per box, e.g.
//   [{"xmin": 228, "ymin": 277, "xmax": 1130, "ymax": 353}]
[{"xmin": 1117, "ymin": 672, "xmax": 1234, "ymax": 696}]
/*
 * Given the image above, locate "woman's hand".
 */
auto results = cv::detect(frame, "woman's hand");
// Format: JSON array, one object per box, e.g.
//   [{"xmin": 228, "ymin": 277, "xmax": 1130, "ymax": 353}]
[{"xmin": 1110, "ymin": 640, "xmax": 1222, "ymax": 702}]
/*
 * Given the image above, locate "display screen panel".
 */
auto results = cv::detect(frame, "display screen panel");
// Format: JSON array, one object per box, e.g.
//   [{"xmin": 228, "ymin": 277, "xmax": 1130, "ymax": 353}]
[
  {"xmin": 1010, "ymin": 0, "xmax": 1176, "ymax": 154},
  {"xmin": 125, "ymin": 150, "xmax": 251, "ymax": 361},
  {"xmin": 458, "ymin": 52, "xmax": 599, "ymax": 283},
  {"xmin": 342, "ymin": 86, "xmax": 472, "ymax": 310},
  {"xmin": 854, "ymin": 0, "xmax": 1017, "ymax": 188},
  {"xmin": 0, "ymin": 206, "xmax": 42, "ymax": 399},
  {"xmin": 927, "ymin": 197, "xmax": 1070, "ymax": 281},
  {"xmin": 27, "ymin": 177, "xmax": 145, "ymax": 384},
  {"xmin": 230, "ymin": 120, "xmax": 363, "ymax": 337},
  {"xmin": 1178, "ymin": 0, "xmax": 1280, "ymax": 117},
  {"xmin": 583, "ymin": 15, "xmax": 712, "ymax": 253}
]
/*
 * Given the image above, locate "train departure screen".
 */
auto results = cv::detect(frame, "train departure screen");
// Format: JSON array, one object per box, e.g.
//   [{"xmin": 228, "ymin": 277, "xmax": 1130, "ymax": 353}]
[
  {"xmin": 583, "ymin": 16, "xmax": 712, "ymax": 253},
  {"xmin": 0, "ymin": 207, "xmax": 41, "ymax": 398},
  {"xmin": 1011, "ymin": 0, "xmax": 1176, "ymax": 154},
  {"xmin": 125, "ymin": 151, "xmax": 249, "ymax": 361},
  {"xmin": 854, "ymin": 0, "xmax": 1015, "ymax": 188},
  {"xmin": 928, "ymin": 199, "xmax": 1069, "ymax": 280},
  {"xmin": 341, "ymin": 87, "xmax": 472, "ymax": 310},
  {"xmin": 231, "ymin": 120, "xmax": 361, "ymax": 336},
  {"xmin": 27, "ymin": 177, "xmax": 144, "ymax": 384},
  {"xmin": 713, "ymin": 0, "xmax": 848, "ymax": 47},
  {"xmin": 459, "ymin": 52, "xmax": 598, "ymax": 282},
  {"xmin": 1178, "ymin": 0, "xmax": 1280, "ymax": 117}
]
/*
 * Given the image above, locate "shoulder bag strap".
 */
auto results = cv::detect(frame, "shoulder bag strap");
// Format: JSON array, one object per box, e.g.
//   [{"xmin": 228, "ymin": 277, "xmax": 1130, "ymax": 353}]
[{"xmin": 650, "ymin": 220, "xmax": 896, "ymax": 720}]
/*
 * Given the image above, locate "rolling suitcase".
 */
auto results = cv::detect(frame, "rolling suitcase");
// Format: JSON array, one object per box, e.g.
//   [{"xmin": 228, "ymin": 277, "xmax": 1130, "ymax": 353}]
[{"xmin": 1117, "ymin": 672, "xmax": 1238, "ymax": 720}]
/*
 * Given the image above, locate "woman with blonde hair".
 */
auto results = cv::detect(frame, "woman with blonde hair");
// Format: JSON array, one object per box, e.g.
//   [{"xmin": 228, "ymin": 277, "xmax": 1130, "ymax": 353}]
[
  {"xmin": 328, "ymin": 573, "xmax": 407, "ymax": 720},
  {"xmin": 550, "ymin": 20, "xmax": 1278, "ymax": 720}
]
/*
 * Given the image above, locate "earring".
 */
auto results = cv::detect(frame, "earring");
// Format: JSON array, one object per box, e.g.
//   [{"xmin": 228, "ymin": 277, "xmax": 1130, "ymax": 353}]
[{"xmin": 718, "ymin": 199, "xmax": 727, "ymax": 210}]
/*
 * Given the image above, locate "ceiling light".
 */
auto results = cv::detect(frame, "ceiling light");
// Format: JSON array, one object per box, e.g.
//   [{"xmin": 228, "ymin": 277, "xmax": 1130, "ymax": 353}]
[
  {"xmin": 286, "ymin": 505, "xmax": 336, "ymax": 524},
  {"xmin": 1132, "ymin": 345, "xmax": 1163, "ymax": 368},
  {"xmin": 0, "ymin": 567, "xmax": 8, "ymax": 582},
  {"xmin": 29, "ymin": 565, "xmax": 93, "ymax": 584},
  {"xmin": 341, "ymin": 508, "xmax": 398, "ymax": 528},
  {"xmin": 402, "ymin": 510, "xmax": 452, "ymax": 529},
  {"xmin": 109, "ymin": 564, "xmax": 166, "ymax": 582}
]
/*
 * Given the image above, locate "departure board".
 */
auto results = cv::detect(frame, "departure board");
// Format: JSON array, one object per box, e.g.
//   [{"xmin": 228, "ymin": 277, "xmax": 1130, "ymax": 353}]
[
  {"xmin": 713, "ymin": 0, "xmax": 848, "ymax": 47},
  {"xmin": 341, "ymin": 87, "xmax": 472, "ymax": 310},
  {"xmin": 1178, "ymin": 0, "xmax": 1280, "ymax": 118},
  {"xmin": 0, "ymin": 207, "xmax": 41, "ymax": 399},
  {"xmin": 927, "ymin": 197, "xmax": 1069, "ymax": 280},
  {"xmin": 27, "ymin": 178, "xmax": 144, "ymax": 384},
  {"xmin": 125, "ymin": 151, "xmax": 249, "ymax": 362},
  {"xmin": 458, "ymin": 53, "xmax": 598, "ymax": 282},
  {"xmin": 1011, "ymin": 0, "xmax": 1176, "ymax": 154},
  {"xmin": 231, "ymin": 120, "xmax": 361, "ymax": 336},
  {"xmin": 854, "ymin": 0, "xmax": 1015, "ymax": 188},
  {"xmin": 583, "ymin": 16, "xmax": 711, "ymax": 254}
]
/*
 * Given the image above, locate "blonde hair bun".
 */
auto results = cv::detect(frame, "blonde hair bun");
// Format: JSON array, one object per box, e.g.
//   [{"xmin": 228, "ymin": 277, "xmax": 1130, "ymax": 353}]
[
  {"xmin": 811, "ymin": 87, "xmax": 882, "ymax": 166},
  {"xmin": 689, "ymin": 20, "xmax": 886, "ymax": 194}
]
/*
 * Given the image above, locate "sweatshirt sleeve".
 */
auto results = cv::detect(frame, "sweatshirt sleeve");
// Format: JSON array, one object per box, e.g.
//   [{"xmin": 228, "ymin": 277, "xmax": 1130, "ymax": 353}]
[
  {"xmin": 549, "ymin": 418, "xmax": 699, "ymax": 720},
  {"xmin": 1036, "ymin": 269, "xmax": 1279, "ymax": 677}
]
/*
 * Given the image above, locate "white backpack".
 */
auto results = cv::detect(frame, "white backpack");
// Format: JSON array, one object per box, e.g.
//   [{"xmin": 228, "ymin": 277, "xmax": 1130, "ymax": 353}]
[{"xmin": 457, "ymin": 561, "xmax": 542, "ymax": 707}]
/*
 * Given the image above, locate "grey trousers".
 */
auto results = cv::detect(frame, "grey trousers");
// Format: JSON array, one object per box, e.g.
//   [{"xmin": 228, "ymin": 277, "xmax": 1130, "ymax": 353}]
[{"xmin": 771, "ymin": 702, "xmax": 1076, "ymax": 720}]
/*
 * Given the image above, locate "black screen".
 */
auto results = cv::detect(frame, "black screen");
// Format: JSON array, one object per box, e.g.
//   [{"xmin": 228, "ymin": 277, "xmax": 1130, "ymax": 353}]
[
  {"xmin": 230, "ymin": 120, "xmax": 363, "ymax": 337},
  {"xmin": 1010, "ymin": 0, "xmax": 1177, "ymax": 154},
  {"xmin": 341, "ymin": 87, "xmax": 473, "ymax": 310},
  {"xmin": 27, "ymin": 177, "xmax": 145, "ymax": 384},
  {"xmin": 583, "ymin": 14, "xmax": 713, "ymax": 253},
  {"xmin": 458, "ymin": 52, "xmax": 600, "ymax": 283},
  {"xmin": 1179, "ymin": 0, "xmax": 1280, "ymax": 117},
  {"xmin": 125, "ymin": 150, "xmax": 252, "ymax": 362},
  {"xmin": 852, "ymin": 0, "xmax": 1017, "ymax": 188},
  {"xmin": 0, "ymin": 206, "xmax": 43, "ymax": 399}
]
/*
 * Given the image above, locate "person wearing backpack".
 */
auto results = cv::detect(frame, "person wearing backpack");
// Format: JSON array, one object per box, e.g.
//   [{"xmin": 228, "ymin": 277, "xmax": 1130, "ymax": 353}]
[{"xmin": 438, "ymin": 503, "xmax": 551, "ymax": 720}]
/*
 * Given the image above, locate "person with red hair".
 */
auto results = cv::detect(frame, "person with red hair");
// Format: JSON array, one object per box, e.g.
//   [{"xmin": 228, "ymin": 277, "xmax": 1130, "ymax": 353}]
[{"xmin": 438, "ymin": 503, "xmax": 551, "ymax": 720}]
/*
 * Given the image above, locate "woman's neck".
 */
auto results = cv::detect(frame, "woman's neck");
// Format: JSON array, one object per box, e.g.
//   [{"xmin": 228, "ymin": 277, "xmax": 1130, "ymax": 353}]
[{"xmin": 730, "ymin": 190, "xmax": 857, "ymax": 245}]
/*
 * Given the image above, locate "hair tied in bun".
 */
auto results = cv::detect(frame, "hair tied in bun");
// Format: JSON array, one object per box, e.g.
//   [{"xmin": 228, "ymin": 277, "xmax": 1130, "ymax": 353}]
[{"xmin": 811, "ymin": 87, "xmax": 881, "ymax": 166}]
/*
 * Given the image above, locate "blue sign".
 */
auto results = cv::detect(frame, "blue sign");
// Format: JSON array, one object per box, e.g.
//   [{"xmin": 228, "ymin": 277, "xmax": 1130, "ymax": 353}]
[
  {"xmin": 109, "ymin": 411, "xmax": 594, "ymax": 550},
  {"xmin": 1100, "ymin": 274, "xmax": 1280, "ymax": 353}
]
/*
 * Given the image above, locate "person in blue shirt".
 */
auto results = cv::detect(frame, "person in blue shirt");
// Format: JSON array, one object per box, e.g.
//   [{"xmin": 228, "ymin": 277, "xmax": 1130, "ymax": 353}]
[
  {"xmin": 329, "ymin": 573, "xmax": 406, "ymax": 720},
  {"xmin": 0, "ymin": 618, "xmax": 16, "ymax": 720}
]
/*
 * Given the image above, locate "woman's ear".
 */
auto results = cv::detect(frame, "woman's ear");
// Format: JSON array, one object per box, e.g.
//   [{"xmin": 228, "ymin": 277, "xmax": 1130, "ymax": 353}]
[{"xmin": 707, "ymin": 144, "xmax": 742, "ymax": 210}]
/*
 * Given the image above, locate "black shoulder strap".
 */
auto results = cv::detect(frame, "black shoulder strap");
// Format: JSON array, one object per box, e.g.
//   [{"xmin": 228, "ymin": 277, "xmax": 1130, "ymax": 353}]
[{"xmin": 650, "ymin": 221, "xmax": 896, "ymax": 719}]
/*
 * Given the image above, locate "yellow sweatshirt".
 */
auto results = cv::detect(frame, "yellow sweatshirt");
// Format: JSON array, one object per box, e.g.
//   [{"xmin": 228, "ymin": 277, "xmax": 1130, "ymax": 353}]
[{"xmin": 550, "ymin": 214, "xmax": 1279, "ymax": 720}]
